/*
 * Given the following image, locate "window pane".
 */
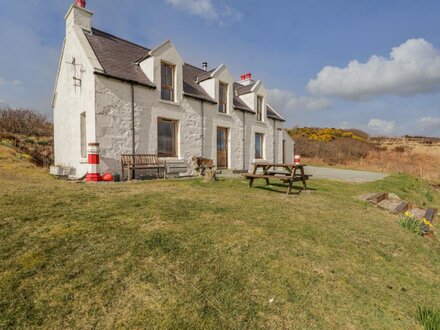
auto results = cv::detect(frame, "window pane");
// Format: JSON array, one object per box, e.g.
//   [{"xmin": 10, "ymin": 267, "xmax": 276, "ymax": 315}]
[
  {"xmin": 255, "ymin": 134, "xmax": 262, "ymax": 158},
  {"xmin": 161, "ymin": 88, "xmax": 172, "ymax": 101},
  {"xmin": 158, "ymin": 119, "xmax": 176, "ymax": 156},
  {"xmin": 166, "ymin": 66, "xmax": 172, "ymax": 86},
  {"xmin": 161, "ymin": 63, "xmax": 174, "ymax": 101},
  {"xmin": 161, "ymin": 64, "xmax": 166, "ymax": 84}
]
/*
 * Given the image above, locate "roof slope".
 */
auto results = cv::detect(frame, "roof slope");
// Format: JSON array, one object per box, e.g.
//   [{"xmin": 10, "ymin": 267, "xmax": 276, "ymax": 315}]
[
  {"xmin": 266, "ymin": 104, "xmax": 285, "ymax": 122},
  {"xmin": 182, "ymin": 64, "xmax": 215, "ymax": 103},
  {"xmin": 85, "ymin": 28, "xmax": 154, "ymax": 87},
  {"xmin": 83, "ymin": 27, "xmax": 283, "ymax": 120}
]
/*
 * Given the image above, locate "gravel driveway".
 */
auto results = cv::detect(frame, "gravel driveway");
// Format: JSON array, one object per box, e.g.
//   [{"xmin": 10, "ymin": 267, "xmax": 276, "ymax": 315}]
[{"xmin": 305, "ymin": 166, "xmax": 387, "ymax": 183}]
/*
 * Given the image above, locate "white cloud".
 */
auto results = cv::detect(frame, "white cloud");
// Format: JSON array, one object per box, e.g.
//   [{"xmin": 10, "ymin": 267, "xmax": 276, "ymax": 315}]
[
  {"xmin": 417, "ymin": 117, "xmax": 440, "ymax": 133},
  {"xmin": 267, "ymin": 88, "xmax": 332, "ymax": 112},
  {"xmin": 368, "ymin": 118, "xmax": 396, "ymax": 135},
  {"xmin": 164, "ymin": 0, "xmax": 241, "ymax": 22},
  {"xmin": 308, "ymin": 39, "xmax": 440, "ymax": 100}
]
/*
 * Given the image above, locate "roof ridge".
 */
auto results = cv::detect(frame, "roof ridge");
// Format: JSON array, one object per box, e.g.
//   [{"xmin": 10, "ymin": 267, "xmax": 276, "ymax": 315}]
[{"xmin": 91, "ymin": 27, "xmax": 150, "ymax": 51}]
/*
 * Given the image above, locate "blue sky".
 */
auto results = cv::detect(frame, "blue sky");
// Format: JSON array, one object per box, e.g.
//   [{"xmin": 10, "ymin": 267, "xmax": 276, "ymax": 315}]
[{"xmin": 1, "ymin": 0, "xmax": 440, "ymax": 136}]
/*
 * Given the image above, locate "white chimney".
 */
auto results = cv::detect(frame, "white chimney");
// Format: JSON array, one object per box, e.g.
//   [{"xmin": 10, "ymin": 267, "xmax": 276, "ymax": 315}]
[{"xmin": 65, "ymin": 1, "xmax": 93, "ymax": 32}]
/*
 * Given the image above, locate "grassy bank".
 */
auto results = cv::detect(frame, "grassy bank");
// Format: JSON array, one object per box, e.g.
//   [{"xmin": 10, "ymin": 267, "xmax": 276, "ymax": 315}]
[{"xmin": 1, "ymin": 146, "xmax": 439, "ymax": 329}]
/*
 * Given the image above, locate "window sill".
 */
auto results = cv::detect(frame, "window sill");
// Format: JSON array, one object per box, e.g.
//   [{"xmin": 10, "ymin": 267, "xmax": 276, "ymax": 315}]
[{"xmin": 159, "ymin": 99, "xmax": 180, "ymax": 107}]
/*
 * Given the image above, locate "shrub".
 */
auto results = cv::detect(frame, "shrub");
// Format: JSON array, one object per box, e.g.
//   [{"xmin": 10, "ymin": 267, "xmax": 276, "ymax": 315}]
[
  {"xmin": 417, "ymin": 306, "xmax": 440, "ymax": 330},
  {"xmin": 292, "ymin": 135, "xmax": 373, "ymax": 164},
  {"xmin": 0, "ymin": 108, "xmax": 53, "ymax": 137}
]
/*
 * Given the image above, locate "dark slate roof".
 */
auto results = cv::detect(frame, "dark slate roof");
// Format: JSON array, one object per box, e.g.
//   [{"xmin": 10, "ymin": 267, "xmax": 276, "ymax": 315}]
[
  {"xmin": 85, "ymin": 28, "xmax": 155, "ymax": 87},
  {"xmin": 232, "ymin": 83, "xmax": 254, "ymax": 113},
  {"xmin": 266, "ymin": 105, "xmax": 285, "ymax": 122},
  {"xmin": 235, "ymin": 82, "xmax": 256, "ymax": 96},
  {"xmin": 84, "ymin": 27, "xmax": 283, "ymax": 120},
  {"xmin": 182, "ymin": 64, "xmax": 215, "ymax": 103},
  {"xmin": 196, "ymin": 69, "xmax": 215, "ymax": 83}
]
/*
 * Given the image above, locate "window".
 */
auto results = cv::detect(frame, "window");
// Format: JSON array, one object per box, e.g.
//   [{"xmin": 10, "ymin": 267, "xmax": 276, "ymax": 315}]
[
  {"xmin": 158, "ymin": 118, "xmax": 178, "ymax": 157},
  {"xmin": 257, "ymin": 96, "xmax": 263, "ymax": 121},
  {"xmin": 80, "ymin": 112, "xmax": 87, "ymax": 158},
  {"xmin": 255, "ymin": 133, "xmax": 264, "ymax": 159},
  {"xmin": 161, "ymin": 62, "xmax": 174, "ymax": 101},
  {"xmin": 218, "ymin": 82, "xmax": 228, "ymax": 113}
]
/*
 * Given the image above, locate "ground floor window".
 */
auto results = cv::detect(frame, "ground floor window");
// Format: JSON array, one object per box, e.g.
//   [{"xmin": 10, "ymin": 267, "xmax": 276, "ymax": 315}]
[
  {"xmin": 255, "ymin": 133, "xmax": 264, "ymax": 159},
  {"xmin": 158, "ymin": 118, "xmax": 178, "ymax": 157}
]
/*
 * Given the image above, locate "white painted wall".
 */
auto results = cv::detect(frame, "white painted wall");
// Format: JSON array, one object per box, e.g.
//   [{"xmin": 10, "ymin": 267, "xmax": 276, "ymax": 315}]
[
  {"xmin": 53, "ymin": 6, "xmax": 99, "ymax": 177},
  {"xmin": 53, "ymin": 5, "xmax": 294, "ymax": 178}
]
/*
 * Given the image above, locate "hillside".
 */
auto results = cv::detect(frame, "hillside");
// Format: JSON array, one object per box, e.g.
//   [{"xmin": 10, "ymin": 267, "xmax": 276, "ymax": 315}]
[
  {"xmin": 1, "ymin": 145, "xmax": 440, "ymax": 328},
  {"xmin": 288, "ymin": 127, "xmax": 440, "ymax": 183}
]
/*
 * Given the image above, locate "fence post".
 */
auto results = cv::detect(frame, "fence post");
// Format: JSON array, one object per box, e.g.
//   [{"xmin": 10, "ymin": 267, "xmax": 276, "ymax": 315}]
[{"xmin": 86, "ymin": 143, "xmax": 102, "ymax": 182}]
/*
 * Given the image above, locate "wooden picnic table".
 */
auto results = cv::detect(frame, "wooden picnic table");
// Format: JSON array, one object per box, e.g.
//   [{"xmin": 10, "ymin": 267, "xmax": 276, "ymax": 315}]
[{"xmin": 241, "ymin": 162, "xmax": 311, "ymax": 195}]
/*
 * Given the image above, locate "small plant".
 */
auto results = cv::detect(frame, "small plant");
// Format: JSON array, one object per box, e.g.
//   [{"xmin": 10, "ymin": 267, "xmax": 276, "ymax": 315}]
[
  {"xmin": 17, "ymin": 153, "xmax": 32, "ymax": 161},
  {"xmin": 417, "ymin": 306, "xmax": 440, "ymax": 330},
  {"xmin": 0, "ymin": 139, "xmax": 14, "ymax": 147},
  {"xmin": 400, "ymin": 212, "xmax": 423, "ymax": 235}
]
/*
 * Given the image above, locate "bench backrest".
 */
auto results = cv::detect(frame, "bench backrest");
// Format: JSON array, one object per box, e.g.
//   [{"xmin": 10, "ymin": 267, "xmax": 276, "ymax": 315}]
[{"xmin": 121, "ymin": 154, "xmax": 158, "ymax": 166}]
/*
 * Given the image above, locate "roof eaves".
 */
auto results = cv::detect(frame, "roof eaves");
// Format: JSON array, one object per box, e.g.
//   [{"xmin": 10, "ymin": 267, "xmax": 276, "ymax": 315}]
[
  {"xmin": 234, "ymin": 106, "xmax": 256, "ymax": 114},
  {"xmin": 94, "ymin": 71, "xmax": 156, "ymax": 89},
  {"xmin": 183, "ymin": 92, "xmax": 216, "ymax": 104}
]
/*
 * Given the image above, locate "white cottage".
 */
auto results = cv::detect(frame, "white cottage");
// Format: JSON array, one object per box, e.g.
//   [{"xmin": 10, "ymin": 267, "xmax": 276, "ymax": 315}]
[{"xmin": 52, "ymin": 2, "xmax": 294, "ymax": 178}]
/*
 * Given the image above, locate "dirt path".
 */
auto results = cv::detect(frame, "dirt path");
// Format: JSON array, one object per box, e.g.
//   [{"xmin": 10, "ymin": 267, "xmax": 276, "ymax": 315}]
[{"xmin": 306, "ymin": 166, "xmax": 387, "ymax": 183}]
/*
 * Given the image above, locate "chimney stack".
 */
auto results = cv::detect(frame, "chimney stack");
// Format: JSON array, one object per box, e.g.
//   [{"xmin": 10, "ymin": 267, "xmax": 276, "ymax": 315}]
[
  {"xmin": 202, "ymin": 62, "xmax": 208, "ymax": 71},
  {"xmin": 239, "ymin": 72, "xmax": 254, "ymax": 86},
  {"xmin": 66, "ymin": 0, "xmax": 93, "ymax": 32}
]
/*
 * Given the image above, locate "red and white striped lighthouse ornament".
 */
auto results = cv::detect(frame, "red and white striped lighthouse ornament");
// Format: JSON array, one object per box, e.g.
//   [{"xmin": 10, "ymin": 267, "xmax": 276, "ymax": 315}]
[
  {"xmin": 294, "ymin": 155, "xmax": 301, "ymax": 165},
  {"xmin": 85, "ymin": 143, "xmax": 102, "ymax": 182},
  {"xmin": 75, "ymin": 0, "xmax": 86, "ymax": 8}
]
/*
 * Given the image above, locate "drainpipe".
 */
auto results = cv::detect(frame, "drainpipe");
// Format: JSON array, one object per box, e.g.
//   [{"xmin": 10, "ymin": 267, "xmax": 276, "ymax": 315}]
[
  {"xmin": 131, "ymin": 83, "xmax": 136, "ymax": 179},
  {"xmin": 242, "ymin": 111, "xmax": 246, "ymax": 171},
  {"xmin": 201, "ymin": 100, "xmax": 205, "ymax": 157},
  {"xmin": 273, "ymin": 119, "xmax": 276, "ymax": 163}
]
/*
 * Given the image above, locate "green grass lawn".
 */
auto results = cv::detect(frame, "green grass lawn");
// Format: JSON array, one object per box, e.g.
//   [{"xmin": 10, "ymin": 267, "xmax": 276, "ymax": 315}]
[{"xmin": 1, "ymin": 146, "xmax": 440, "ymax": 329}]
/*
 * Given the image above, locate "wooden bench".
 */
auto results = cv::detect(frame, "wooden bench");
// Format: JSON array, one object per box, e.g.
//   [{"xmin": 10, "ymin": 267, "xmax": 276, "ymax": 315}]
[{"xmin": 121, "ymin": 154, "xmax": 165, "ymax": 180}]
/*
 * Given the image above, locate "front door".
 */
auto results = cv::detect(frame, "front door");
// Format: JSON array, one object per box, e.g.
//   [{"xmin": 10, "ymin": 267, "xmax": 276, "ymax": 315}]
[{"xmin": 217, "ymin": 127, "xmax": 228, "ymax": 168}]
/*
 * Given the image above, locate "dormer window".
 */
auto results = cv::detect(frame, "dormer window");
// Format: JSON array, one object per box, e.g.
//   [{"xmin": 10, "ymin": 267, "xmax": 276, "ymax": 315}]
[
  {"xmin": 257, "ymin": 96, "xmax": 263, "ymax": 121},
  {"xmin": 219, "ymin": 82, "xmax": 228, "ymax": 113},
  {"xmin": 161, "ymin": 62, "xmax": 174, "ymax": 101}
]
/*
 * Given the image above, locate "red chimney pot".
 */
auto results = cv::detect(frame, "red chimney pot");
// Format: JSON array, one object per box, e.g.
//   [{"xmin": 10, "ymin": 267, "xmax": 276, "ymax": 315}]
[
  {"xmin": 245, "ymin": 73, "xmax": 252, "ymax": 79},
  {"xmin": 75, "ymin": 0, "xmax": 86, "ymax": 8},
  {"xmin": 240, "ymin": 74, "xmax": 246, "ymax": 80}
]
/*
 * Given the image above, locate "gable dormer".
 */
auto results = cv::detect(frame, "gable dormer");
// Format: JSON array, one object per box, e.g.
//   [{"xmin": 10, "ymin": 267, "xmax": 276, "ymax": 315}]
[
  {"xmin": 236, "ymin": 74, "xmax": 267, "ymax": 122},
  {"xmin": 138, "ymin": 40, "xmax": 184, "ymax": 103},
  {"xmin": 198, "ymin": 64, "xmax": 235, "ymax": 114}
]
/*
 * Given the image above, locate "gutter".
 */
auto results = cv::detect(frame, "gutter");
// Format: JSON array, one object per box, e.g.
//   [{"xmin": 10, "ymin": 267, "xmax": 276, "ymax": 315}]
[
  {"xmin": 131, "ymin": 83, "xmax": 136, "ymax": 179},
  {"xmin": 200, "ymin": 100, "xmax": 205, "ymax": 158},
  {"xmin": 184, "ymin": 92, "xmax": 216, "ymax": 104},
  {"xmin": 273, "ymin": 119, "xmax": 276, "ymax": 163},
  {"xmin": 94, "ymin": 71, "xmax": 156, "ymax": 89},
  {"xmin": 243, "ymin": 111, "xmax": 246, "ymax": 171}
]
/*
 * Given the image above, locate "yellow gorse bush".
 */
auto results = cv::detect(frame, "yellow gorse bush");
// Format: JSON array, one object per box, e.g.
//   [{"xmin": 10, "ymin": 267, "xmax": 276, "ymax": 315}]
[{"xmin": 287, "ymin": 127, "xmax": 367, "ymax": 142}]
